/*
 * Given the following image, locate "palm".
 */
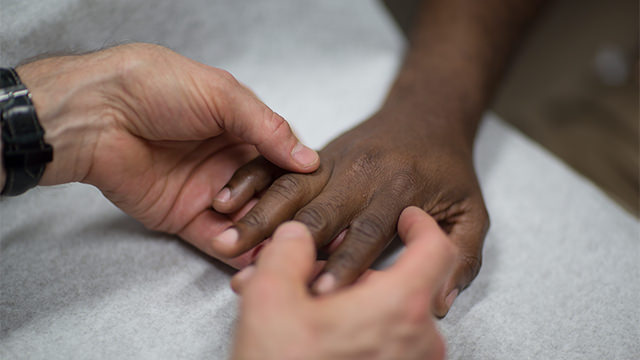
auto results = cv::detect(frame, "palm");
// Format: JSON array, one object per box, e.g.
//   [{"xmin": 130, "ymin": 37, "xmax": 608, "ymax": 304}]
[{"xmin": 87, "ymin": 128, "xmax": 259, "ymax": 263}]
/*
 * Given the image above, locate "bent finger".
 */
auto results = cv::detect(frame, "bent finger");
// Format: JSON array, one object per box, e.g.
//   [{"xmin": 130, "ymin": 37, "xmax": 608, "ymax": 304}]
[
  {"xmin": 213, "ymin": 156, "xmax": 281, "ymax": 214},
  {"xmin": 211, "ymin": 169, "xmax": 327, "ymax": 257}
]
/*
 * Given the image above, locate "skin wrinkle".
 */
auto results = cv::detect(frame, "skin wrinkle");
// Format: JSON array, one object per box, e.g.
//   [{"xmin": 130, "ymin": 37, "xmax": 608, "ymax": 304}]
[{"xmin": 196, "ymin": 67, "xmax": 239, "ymax": 133}]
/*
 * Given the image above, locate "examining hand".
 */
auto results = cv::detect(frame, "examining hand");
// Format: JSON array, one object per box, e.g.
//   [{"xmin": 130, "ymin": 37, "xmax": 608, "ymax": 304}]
[
  {"xmin": 231, "ymin": 207, "xmax": 456, "ymax": 360},
  {"xmin": 13, "ymin": 43, "xmax": 319, "ymax": 266}
]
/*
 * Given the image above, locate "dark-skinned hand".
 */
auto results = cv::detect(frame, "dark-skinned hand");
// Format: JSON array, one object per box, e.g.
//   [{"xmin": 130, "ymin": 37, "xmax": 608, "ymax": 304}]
[
  {"xmin": 210, "ymin": 104, "xmax": 489, "ymax": 317},
  {"xmin": 208, "ymin": 0, "xmax": 544, "ymax": 315}
]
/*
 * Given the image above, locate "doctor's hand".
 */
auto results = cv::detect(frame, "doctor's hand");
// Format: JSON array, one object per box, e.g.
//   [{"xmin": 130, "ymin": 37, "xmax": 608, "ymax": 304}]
[
  {"xmin": 14, "ymin": 43, "xmax": 318, "ymax": 266},
  {"xmin": 231, "ymin": 207, "xmax": 456, "ymax": 360}
]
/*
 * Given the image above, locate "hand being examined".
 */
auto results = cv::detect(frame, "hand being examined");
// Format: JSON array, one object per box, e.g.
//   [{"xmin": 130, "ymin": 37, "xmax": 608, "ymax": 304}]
[{"xmin": 212, "ymin": 106, "xmax": 489, "ymax": 316}]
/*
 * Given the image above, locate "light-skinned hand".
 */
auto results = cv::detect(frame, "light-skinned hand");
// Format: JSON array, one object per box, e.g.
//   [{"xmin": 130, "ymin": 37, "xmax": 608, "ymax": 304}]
[{"xmin": 11, "ymin": 43, "xmax": 319, "ymax": 266}]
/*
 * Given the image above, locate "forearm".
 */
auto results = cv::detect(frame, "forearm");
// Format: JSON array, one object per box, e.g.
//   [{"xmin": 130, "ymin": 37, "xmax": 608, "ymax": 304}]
[{"xmin": 381, "ymin": 0, "xmax": 545, "ymax": 147}]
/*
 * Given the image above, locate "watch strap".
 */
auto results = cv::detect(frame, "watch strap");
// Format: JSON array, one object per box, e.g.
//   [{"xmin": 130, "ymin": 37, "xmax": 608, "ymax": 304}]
[{"xmin": 1, "ymin": 67, "xmax": 53, "ymax": 196}]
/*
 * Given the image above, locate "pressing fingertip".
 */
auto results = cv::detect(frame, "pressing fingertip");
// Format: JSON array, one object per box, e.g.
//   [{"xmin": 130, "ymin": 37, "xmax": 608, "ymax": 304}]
[
  {"xmin": 231, "ymin": 265, "xmax": 256, "ymax": 294},
  {"xmin": 402, "ymin": 206, "xmax": 423, "ymax": 215},
  {"xmin": 291, "ymin": 142, "xmax": 319, "ymax": 170},
  {"xmin": 312, "ymin": 273, "xmax": 336, "ymax": 295}
]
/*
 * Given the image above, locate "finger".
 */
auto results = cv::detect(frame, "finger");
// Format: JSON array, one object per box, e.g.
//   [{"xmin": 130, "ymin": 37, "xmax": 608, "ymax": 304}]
[
  {"xmin": 231, "ymin": 259, "xmax": 327, "ymax": 295},
  {"xmin": 182, "ymin": 197, "xmax": 258, "ymax": 269},
  {"xmin": 149, "ymin": 142, "xmax": 255, "ymax": 234},
  {"xmin": 389, "ymin": 206, "xmax": 458, "ymax": 297},
  {"xmin": 217, "ymin": 78, "xmax": 319, "ymax": 172},
  {"xmin": 253, "ymin": 221, "xmax": 316, "ymax": 289},
  {"xmin": 213, "ymin": 156, "xmax": 281, "ymax": 214},
  {"xmin": 179, "ymin": 205, "xmax": 260, "ymax": 270},
  {"xmin": 230, "ymin": 265, "xmax": 256, "ymax": 294},
  {"xmin": 171, "ymin": 144, "xmax": 256, "ymax": 257},
  {"xmin": 178, "ymin": 209, "xmax": 233, "ymax": 258},
  {"xmin": 211, "ymin": 168, "xmax": 328, "ymax": 257},
  {"xmin": 432, "ymin": 201, "xmax": 488, "ymax": 317},
  {"xmin": 313, "ymin": 193, "xmax": 406, "ymax": 295},
  {"xmin": 293, "ymin": 187, "xmax": 361, "ymax": 248}
]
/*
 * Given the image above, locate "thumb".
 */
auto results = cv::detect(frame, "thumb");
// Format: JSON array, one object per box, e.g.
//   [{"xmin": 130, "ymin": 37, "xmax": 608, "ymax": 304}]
[
  {"xmin": 216, "ymin": 77, "xmax": 319, "ymax": 173},
  {"xmin": 231, "ymin": 221, "xmax": 316, "ymax": 295}
]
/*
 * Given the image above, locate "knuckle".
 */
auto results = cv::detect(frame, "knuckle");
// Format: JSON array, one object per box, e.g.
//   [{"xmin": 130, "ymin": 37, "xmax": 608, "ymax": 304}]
[
  {"xmin": 348, "ymin": 151, "xmax": 381, "ymax": 178},
  {"xmin": 268, "ymin": 174, "xmax": 304, "ymax": 202},
  {"xmin": 214, "ymin": 68, "xmax": 239, "ymax": 86},
  {"xmin": 239, "ymin": 209, "xmax": 269, "ymax": 228},
  {"xmin": 349, "ymin": 214, "xmax": 388, "ymax": 245},
  {"xmin": 266, "ymin": 110, "xmax": 289, "ymax": 137},
  {"xmin": 296, "ymin": 205, "xmax": 331, "ymax": 234},
  {"xmin": 387, "ymin": 171, "xmax": 418, "ymax": 197}
]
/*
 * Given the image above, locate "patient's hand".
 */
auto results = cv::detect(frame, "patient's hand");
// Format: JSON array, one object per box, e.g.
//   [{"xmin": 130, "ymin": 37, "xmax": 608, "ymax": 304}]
[{"xmin": 212, "ymin": 106, "xmax": 489, "ymax": 316}]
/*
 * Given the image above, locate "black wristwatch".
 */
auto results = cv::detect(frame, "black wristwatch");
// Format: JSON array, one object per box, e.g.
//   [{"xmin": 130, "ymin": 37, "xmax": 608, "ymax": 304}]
[{"xmin": 0, "ymin": 67, "xmax": 53, "ymax": 196}]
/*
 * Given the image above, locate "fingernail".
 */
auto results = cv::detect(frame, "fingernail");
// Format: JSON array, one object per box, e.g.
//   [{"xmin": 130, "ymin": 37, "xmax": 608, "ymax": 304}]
[
  {"xmin": 291, "ymin": 142, "xmax": 319, "ymax": 168},
  {"xmin": 313, "ymin": 273, "xmax": 336, "ymax": 295},
  {"xmin": 445, "ymin": 288, "xmax": 459, "ymax": 310},
  {"xmin": 327, "ymin": 229, "xmax": 347, "ymax": 253},
  {"xmin": 215, "ymin": 228, "xmax": 239, "ymax": 248},
  {"xmin": 214, "ymin": 187, "xmax": 231, "ymax": 203}
]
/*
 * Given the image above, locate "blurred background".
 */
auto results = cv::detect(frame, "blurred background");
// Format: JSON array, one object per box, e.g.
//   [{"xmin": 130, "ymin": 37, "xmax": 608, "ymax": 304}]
[{"xmin": 383, "ymin": 0, "xmax": 639, "ymax": 217}]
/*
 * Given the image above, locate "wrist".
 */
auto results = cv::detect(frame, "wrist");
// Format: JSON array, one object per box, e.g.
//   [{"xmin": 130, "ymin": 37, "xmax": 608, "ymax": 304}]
[
  {"xmin": 15, "ymin": 53, "xmax": 119, "ymax": 186},
  {"xmin": 372, "ymin": 77, "xmax": 482, "ymax": 154}
]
